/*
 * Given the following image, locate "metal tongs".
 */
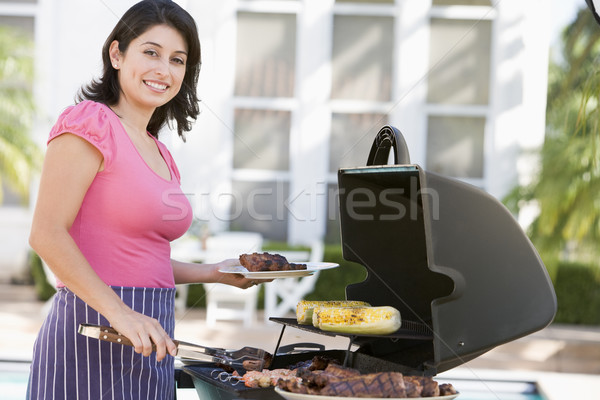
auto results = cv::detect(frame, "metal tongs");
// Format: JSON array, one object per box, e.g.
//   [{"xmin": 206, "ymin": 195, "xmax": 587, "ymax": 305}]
[{"xmin": 78, "ymin": 323, "xmax": 270, "ymax": 370}]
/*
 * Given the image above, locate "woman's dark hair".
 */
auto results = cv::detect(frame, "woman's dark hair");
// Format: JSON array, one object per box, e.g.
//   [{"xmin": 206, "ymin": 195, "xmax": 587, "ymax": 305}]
[{"xmin": 78, "ymin": 0, "xmax": 201, "ymax": 140}]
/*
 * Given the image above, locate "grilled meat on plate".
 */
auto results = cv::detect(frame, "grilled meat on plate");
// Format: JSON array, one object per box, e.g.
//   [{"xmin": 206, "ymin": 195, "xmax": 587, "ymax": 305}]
[
  {"xmin": 239, "ymin": 252, "xmax": 307, "ymax": 272},
  {"xmin": 319, "ymin": 371, "xmax": 408, "ymax": 397}
]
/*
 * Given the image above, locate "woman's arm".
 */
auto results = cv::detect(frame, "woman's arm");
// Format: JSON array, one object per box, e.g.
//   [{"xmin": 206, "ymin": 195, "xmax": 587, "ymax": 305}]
[
  {"xmin": 29, "ymin": 133, "xmax": 176, "ymax": 361},
  {"xmin": 171, "ymin": 258, "xmax": 261, "ymax": 288}
]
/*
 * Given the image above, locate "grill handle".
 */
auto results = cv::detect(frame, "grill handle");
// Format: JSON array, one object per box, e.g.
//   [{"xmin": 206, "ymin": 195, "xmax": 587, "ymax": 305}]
[
  {"xmin": 276, "ymin": 342, "xmax": 325, "ymax": 355},
  {"xmin": 366, "ymin": 125, "xmax": 411, "ymax": 166}
]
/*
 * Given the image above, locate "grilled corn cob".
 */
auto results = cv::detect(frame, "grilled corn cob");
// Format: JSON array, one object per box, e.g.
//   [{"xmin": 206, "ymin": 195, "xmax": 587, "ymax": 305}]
[
  {"xmin": 296, "ymin": 300, "xmax": 370, "ymax": 325},
  {"xmin": 313, "ymin": 306, "xmax": 401, "ymax": 335}
]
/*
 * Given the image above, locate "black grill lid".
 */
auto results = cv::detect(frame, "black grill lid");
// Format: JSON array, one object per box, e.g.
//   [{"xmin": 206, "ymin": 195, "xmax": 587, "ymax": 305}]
[{"xmin": 338, "ymin": 126, "xmax": 557, "ymax": 374}]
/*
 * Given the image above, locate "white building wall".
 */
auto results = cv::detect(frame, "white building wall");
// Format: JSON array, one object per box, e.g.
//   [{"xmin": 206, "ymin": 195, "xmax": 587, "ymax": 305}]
[
  {"xmin": 486, "ymin": 0, "xmax": 550, "ymax": 200},
  {"xmin": 286, "ymin": 0, "xmax": 333, "ymax": 244},
  {"xmin": 175, "ymin": 0, "xmax": 238, "ymax": 234},
  {"xmin": 27, "ymin": 0, "xmax": 551, "ymax": 246},
  {"xmin": 391, "ymin": 0, "xmax": 431, "ymax": 165},
  {"xmin": 34, "ymin": 0, "xmax": 138, "ymax": 141},
  {"xmin": 0, "ymin": 208, "xmax": 32, "ymax": 281}
]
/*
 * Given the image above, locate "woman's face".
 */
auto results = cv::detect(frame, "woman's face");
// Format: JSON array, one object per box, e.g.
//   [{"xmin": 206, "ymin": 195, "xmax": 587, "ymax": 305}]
[{"xmin": 110, "ymin": 24, "xmax": 188, "ymax": 112}]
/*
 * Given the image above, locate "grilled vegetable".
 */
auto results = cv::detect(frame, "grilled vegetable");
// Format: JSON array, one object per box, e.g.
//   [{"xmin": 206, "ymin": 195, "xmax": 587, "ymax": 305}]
[
  {"xmin": 313, "ymin": 306, "xmax": 401, "ymax": 335},
  {"xmin": 296, "ymin": 300, "xmax": 370, "ymax": 325}
]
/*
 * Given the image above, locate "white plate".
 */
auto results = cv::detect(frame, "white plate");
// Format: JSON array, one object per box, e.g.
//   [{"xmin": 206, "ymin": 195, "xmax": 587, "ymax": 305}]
[
  {"xmin": 219, "ymin": 262, "xmax": 339, "ymax": 279},
  {"xmin": 274, "ymin": 387, "xmax": 459, "ymax": 400}
]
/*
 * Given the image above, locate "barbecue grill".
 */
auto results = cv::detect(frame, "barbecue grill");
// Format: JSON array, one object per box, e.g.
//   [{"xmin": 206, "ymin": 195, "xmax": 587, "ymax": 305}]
[{"xmin": 180, "ymin": 125, "xmax": 557, "ymax": 399}]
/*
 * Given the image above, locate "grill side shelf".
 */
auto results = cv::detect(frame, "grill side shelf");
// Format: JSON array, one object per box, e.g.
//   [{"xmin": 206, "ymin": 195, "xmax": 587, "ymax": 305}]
[{"xmin": 269, "ymin": 317, "xmax": 433, "ymax": 341}]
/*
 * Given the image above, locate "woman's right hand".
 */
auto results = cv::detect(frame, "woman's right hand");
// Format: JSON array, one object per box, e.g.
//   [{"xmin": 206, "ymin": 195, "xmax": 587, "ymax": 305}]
[{"xmin": 108, "ymin": 307, "xmax": 177, "ymax": 362}]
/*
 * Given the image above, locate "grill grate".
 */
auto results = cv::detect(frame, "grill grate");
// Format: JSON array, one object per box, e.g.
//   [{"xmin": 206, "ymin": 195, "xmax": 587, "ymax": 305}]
[{"xmin": 269, "ymin": 317, "xmax": 433, "ymax": 341}]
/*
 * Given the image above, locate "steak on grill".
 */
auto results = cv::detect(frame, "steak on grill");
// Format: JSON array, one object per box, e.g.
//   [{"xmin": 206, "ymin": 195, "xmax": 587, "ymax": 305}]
[{"xmin": 275, "ymin": 356, "xmax": 458, "ymax": 398}]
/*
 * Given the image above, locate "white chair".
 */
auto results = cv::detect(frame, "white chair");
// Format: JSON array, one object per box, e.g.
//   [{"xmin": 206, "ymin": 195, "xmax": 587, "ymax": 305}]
[
  {"xmin": 264, "ymin": 240, "xmax": 324, "ymax": 322},
  {"xmin": 200, "ymin": 232, "xmax": 263, "ymax": 327}
]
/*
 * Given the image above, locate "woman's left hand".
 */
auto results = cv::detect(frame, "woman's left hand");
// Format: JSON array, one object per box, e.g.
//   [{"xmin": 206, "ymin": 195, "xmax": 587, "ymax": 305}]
[{"xmin": 212, "ymin": 258, "xmax": 273, "ymax": 289}]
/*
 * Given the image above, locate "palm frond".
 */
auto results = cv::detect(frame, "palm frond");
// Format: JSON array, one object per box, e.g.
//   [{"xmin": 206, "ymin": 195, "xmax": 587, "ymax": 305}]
[
  {"xmin": 0, "ymin": 26, "xmax": 40, "ymax": 204},
  {"xmin": 506, "ymin": 6, "xmax": 600, "ymax": 264}
]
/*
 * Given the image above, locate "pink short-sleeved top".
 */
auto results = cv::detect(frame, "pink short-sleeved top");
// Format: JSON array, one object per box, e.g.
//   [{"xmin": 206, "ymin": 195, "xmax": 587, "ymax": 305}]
[{"xmin": 48, "ymin": 100, "xmax": 193, "ymax": 288}]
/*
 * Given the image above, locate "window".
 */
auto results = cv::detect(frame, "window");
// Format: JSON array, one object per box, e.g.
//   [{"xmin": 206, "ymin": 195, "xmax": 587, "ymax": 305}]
[
  {"xmin": 233, "ymin": 109, "xmax": 291, "ymax": 171},
  {"xmin": 427, "ymin": 18, "xmax": 491, "ymax": 105},
  {"xmin": 426, "ymin": 116, "xmax": 485, "ymax": 178},
  {"xmin": 0, "ymin": 15, "xmax": 34, "ymax": 36},
  {"xmin": 230, "ymin": 180, "xmax": 290, "ymax": 241},
  {"xmin": 331, "ymin": 15, "xmax": 394, "ymax": 102},
  {"xmin": 324, "ymin": 4, "xmax": 395, "ymax": 242},
  {"xmin": 432, "ymin": 0, "xmax": 492, "ymax": 5},
  {"xmin": 232, "ymin": 11, "xmax": 297, "ymax": 240},
  {"xmin": 425, "ymin": 2, "xmax": 493, "ymax": 186},
  {"xmin": 336, "ymin": 0, "xmax": 393, "ymax": 3},
  {"xmin": 235, "ymin": 12, "xmax": 296, "ymax": 98},
  {"xmin": 329, "ymin": 113, "xmax": 388, "ymax": 172},
  {"xmin": 326, "ymin": 113, "xmax": 388, "ymax": 242}
]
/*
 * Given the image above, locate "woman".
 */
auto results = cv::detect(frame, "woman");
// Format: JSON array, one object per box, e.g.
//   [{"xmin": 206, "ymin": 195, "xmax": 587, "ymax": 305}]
[{"xmin": 27, "ymin": 1, "xmax": 261, "ymax": 398}]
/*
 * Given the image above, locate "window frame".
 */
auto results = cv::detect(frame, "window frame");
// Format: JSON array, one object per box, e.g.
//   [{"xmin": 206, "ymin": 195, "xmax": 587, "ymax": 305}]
[{"xmin": 426, "ymin": 3, "xmax": 497, "ymax": 188}]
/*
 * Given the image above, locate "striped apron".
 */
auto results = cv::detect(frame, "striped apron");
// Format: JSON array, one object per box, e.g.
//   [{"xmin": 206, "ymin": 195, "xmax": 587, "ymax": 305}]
[{"xmin": 27, "ymin": 286, "xmax": 176, "ymax": 400}]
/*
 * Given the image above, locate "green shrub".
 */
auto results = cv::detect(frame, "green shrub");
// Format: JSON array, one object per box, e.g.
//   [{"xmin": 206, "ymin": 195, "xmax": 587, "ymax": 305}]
[
  {"xmin": 29, "ymin": 251, "xmax": 56, "ymax": 301},
  {"xmin": 305, "ymin": 245, "xmax": 367, "ymax": 301},
  {"xmin": 552, "ymin": 262, "xmax": 600, "ymax": 325},
  {"xmin": 185, "ymin": 284, "xmax": 206, "ymax": 308}
]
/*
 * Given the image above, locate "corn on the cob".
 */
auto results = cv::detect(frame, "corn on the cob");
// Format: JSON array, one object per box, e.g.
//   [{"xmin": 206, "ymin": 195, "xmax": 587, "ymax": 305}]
[
  {"xmin": 311, "ymin": 305, "xmax": 366, "ymax": 328},
  {"xmin": 313, "ymin": 306, "xmax": 401, "ymax": 335},
  {"xmin": 296, "ymin": 300, "xmax": 370, "ymax": 325}
]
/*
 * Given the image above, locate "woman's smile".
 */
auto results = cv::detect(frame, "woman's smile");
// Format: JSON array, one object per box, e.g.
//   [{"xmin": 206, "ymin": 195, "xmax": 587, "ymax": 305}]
[{"xmin": 144, "ymin": 79, "xmax": 169, "ymax": 92}]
